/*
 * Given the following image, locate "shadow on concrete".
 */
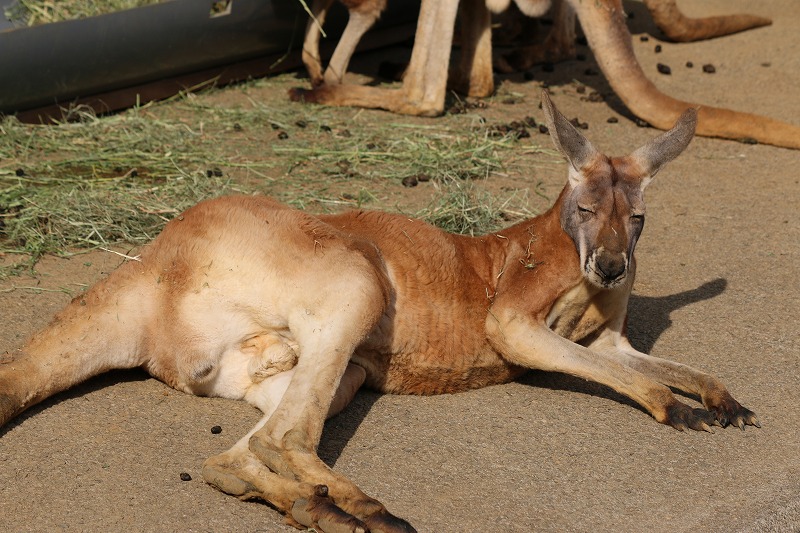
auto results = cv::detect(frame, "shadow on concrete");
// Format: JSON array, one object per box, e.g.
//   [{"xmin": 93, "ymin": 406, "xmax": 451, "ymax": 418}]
[{"xmin": 0, "ymin": 369, "xmax": 151, "ymax": 439}]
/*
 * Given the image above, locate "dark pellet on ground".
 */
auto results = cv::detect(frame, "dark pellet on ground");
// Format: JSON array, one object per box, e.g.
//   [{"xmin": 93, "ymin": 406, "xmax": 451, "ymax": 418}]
[
  {"xmin": 295, "ymin": 120, "xmax": 307, "ymax": 128},
  {"xmin": 686, "ymin": 61, "xmax": 694, "ymax": 68},
  {"xmin": 270, "ymin": 123, "xmax": 281, "ymax": 130},
  {"xmin": 761, "ymin": 62, "xmax": 771, "ymax": 67},
  {"xmin": 211, "ymin": 425, "xmax": 222, "ymax": 434},
  {"xmin": 584, "ymin": 91, "xmax": 604, "ymax": 103},
  {"xmin": 654, "ymin": 45, "xmax": 662, "ymax": 53},
  {"xmin": 640, "ymin": 35, "xmax": 649, "ymax": 42},
  {"xmin": 635, "ymin": 118, "xmax": 651, "ymax": 128},
  {"xmin": 538, "ymin": 124, "xmax": 549, "ymax": 134},
  {"xmin": 206, "ymin": 168, "xmax": 223, "ymax": 177},
  {"xmin": 702, "ymin": 64, "xmax": 716, "ymax": 73},
  {"xmin": 320, "ymin": 125, "xmax": 332, "ymax": 132},
  {"xmin": 233, "ymin": 122, "xmax": 242, "ymax": 131},
  {"xmin": 277, "ymin": 131, "xmax": 289, "ymax": 140},
  {"xmin": 569, "ymin": 118, "xmax": 589, "ymax": 130},
  {"xmin": 524, "ymin": 116, "xmax": 537, "ymax": 127},
  {"xmin": 401, "ymin": 176, "xmax": 418, "ymax": 187},
  {"xmin": 607, "ymin": 117, "xmax": 619, "ymax": 124},
  {"xmin": 657, "ymin": 63, "xmax": 671, "ymax": 75},
  {"xmin": 180, "ymin": 473, "xmax": 192, "ymax": 481},
  {"xmin": 15, "ymin": 168, "xmax": 25, "ymax": 176},
  {"xmin": 366, "ymin": 142, "xmax": 377, "ymax": 150}
]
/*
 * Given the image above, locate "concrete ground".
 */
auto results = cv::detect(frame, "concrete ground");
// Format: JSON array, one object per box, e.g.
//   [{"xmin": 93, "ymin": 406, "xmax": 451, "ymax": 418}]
[{"xmin": 1, "ymin": 1, "xmax": 798, "ymax": 531}]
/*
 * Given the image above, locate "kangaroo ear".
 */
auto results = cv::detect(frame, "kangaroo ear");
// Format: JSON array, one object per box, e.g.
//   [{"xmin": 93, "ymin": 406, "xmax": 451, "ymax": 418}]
[
  {"xmin": 629, "ymin": 108, "xmax": 697, "ymax": 190},
  {"xmin": 541, "ymin": 90, "xmax": 599, "ymax": 185}
]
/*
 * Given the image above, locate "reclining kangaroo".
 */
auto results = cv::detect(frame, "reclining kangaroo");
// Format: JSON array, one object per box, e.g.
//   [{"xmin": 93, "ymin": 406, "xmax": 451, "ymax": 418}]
[
  {"xmin": 0, "ymin": 92, "xmax": 759, "ymax": 533},
  {"xmin": 293, "ymin": 0, "xmax": 800, "ymax": 149}
]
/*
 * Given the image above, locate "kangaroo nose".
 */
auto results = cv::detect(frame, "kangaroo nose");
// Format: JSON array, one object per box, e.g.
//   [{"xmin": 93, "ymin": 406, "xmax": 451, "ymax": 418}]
[{"xmin": 596, "ymin": 255, "xmax": 626, "ymax": 282}]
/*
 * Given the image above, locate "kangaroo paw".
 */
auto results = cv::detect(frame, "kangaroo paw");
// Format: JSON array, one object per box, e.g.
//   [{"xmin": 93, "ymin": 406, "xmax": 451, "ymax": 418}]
[
  {"xmin": 363, "ymin": 508, "xmax": 418, "ymax": 533},
  {"xmin": 664, "ymin": 401, "xmax": 721, "ymax": 432},
  {"xmin": 706, "ymin": 395, "xmax": 761, "ymax": 430},
  {"xmin": 291, "ymin": 485, "xmax": 368, "ymax": 533}
]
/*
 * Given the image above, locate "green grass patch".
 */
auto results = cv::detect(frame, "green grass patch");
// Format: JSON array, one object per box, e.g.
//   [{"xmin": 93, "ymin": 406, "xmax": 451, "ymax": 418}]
[{"xmin": 1, "ymin": 78, "xmax": 554, "ymax": 276}]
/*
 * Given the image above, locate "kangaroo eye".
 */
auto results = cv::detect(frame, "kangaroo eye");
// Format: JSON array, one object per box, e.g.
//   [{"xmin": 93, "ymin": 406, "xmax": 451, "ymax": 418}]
[
  {"xmin": 630, "ymin": 213, "xmax": 645, "ymax": 222},
  {"xmin": 578, "ymin": 205, "xmax": 595, "ymax": 214}
]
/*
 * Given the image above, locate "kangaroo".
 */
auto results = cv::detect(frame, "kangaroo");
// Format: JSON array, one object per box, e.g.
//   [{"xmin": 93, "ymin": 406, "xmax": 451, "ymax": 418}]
[
  {"xmin": 0, "ymin": 92, "xmax": 759, "ymax": 533},
  {"xmin": 291, "ymin": 0, "xmax": 800, "ymax": 149}
]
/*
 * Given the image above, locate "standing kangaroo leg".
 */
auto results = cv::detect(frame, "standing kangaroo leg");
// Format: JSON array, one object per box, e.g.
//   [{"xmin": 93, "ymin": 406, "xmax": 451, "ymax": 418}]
[
  {"xmin": 302, "ymin": 0, "xmax": 336, "ymax": 86},
  {"xmin": 450, "ymin": 0, "xmax": 495, "ymax": 97},
  {"xmin": 290, "ymin": 0, "xmax": 459, "ymax": 116},
  {"xmin": 323, "ymin": 0, "xmax": 388, "ymax": 85}
]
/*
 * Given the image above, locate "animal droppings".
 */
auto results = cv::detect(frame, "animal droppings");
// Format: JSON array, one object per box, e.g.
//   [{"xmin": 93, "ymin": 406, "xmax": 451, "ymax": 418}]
[
  {"xmin": 180, "ymin": 472, "xmax": 192, "ymax": 481},
  {"xmin": 569, "ymin": 118, "xmax": 589, "ymax": 130},
  {"xmin": 538, "ymin": 124, "xmax": 549, "ymax": 134},
  {"xmin": 686, "ymin": 61, "xmax": 694, "ymax": 68},
  {"xmin": 657, "ymin": 63, "xmax": 672, "ymax": 75},
  {"xmin": 607, "ymin": 117, "xmax": 619, "ymax": 124},
  {"xmin": 277, "ymin": 131, "xmax": 289, "ymax": 140},
  {"xmin": 654, "ymin": 45, "xmax": 662, "ymax": 53},
  {"xmin": 702, "ymin": 64, "xmax": 716, "ymax": 73},
  {"xmin": 401, "ymin": 176, "xmax": 418, "ymax": 188},
  {"xmin": 634, "ymin": 118, "xmax": 650, "ymax": 128},
  {"xmin": 295, "ymin": 120, "xmax": 308, "ymax": 128},
  {"xmin": 211, "ymin": 425, "xmax": 222, "ymax": 434},
  {"xmin": 583, "ymin": 91, "xmax": 604, "ymax": 103},
  {"xmin": 640, "ymin": 35, "xmax": 649, "ymax": 42}
]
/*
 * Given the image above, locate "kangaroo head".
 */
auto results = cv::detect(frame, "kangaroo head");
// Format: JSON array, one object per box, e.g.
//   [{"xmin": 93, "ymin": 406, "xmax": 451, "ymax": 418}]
[{"xmin": 541, "ymin": 91, "xmax": 697, "ymax": 289}]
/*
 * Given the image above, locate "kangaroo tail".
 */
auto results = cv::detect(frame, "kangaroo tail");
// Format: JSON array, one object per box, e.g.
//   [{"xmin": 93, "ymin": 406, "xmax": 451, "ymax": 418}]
[
  {"xmin": 644, "ymin": 0, "xmax": 772, "ymax": 42},
  {"xmin": 574, "ymin": 0, "xmax": 800, "ymax": 149},
  {"xmin": 0, "ymin": 262, "xmax": 152, "ymax": 428}
]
